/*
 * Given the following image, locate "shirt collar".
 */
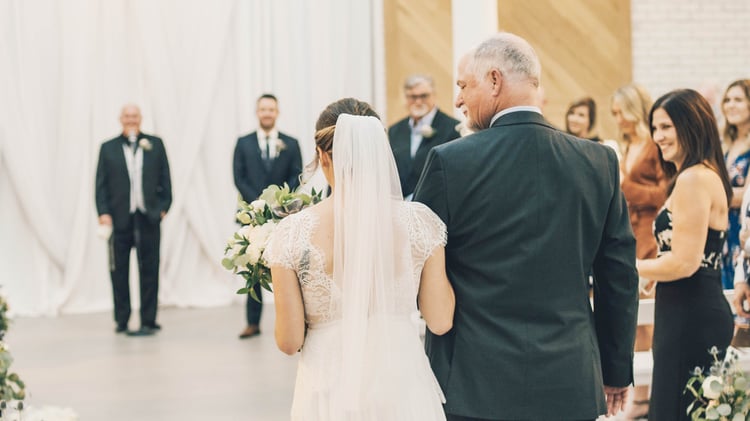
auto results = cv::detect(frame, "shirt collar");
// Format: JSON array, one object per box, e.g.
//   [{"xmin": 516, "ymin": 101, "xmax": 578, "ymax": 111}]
[
  {"xmin": 489, "ymin": 106, "xmax": 542, "ymax": 127},
  {"xmin": 409, "ymin": 107, "xmax": 439, "ymax": 130},
  {"xmin": 258, "ymin": 128, "xmax": 279, "ymax": 140},
  {"xmin": 121, "ymin": 132, "xmax": 141, "ymax": 143}
]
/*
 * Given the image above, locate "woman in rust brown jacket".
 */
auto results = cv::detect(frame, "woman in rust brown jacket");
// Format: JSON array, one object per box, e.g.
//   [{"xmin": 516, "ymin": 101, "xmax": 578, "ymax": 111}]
[{"xmin": 611, "ymin": 83, "xmax": 668, "ymax": 420}]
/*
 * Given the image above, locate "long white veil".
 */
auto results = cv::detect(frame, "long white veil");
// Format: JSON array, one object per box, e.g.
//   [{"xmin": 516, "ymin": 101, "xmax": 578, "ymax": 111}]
[{"xmin": 332, "ymin": 114, "xmax": 404, "ymax": 411}]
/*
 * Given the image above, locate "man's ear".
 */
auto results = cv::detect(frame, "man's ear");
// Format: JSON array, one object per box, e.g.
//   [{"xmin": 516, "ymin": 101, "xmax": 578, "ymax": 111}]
[{"xmin": 489, "ymin": 68, "xmax": 503, "ymax": 96}]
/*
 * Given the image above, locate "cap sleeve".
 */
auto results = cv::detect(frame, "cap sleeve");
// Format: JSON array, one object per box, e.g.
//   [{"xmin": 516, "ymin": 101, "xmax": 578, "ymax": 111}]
[
  {"xmin": 263, "ymin": 215, "xmax": 298, "ymax": 270},
  {"xmin": 409, "ymin": 202, "xmax": 447, "ymax": 264}
]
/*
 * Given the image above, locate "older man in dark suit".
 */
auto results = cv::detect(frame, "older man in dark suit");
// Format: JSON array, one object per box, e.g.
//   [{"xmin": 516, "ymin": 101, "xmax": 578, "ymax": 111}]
[
  {"xmin": 388, "ymin": 74, "xmax": 460, "ymax": 199},
  {"xmin": 414, "ymin": 33, "xmax": 639, "ymax": 421},
  {"xmin": 233, "ymin": 93, "xmax": 302, "ymax": 339},
  {"xmin": 95, "ymin": 104, "xmax": 172, "ymax": 336}
]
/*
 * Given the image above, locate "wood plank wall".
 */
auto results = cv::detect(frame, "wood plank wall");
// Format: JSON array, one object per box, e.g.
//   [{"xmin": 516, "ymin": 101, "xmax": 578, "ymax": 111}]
[
  {"xmin": 497, "ymin": 1, "xmax": 632, "ymax": 139},
  {"xmin": 383, "ymin": 0, "xmax": 454, "ymax": 126}
]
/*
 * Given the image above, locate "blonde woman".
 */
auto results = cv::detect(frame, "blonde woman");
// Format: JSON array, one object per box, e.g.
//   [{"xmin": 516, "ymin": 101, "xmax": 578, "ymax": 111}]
[{"xmin": 611, "ymin": 83, "xmax": 668, "ymax": 419}]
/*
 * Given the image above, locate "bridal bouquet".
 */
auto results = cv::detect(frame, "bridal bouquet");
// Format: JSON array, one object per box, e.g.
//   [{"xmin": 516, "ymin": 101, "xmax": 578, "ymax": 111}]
[
  {"xmin": 685, "ymin": 346, "xmax": 750, "ymax": 420},
  {"xmin": 222, "ymin": 184, "xmax": 321, "ymax": 302}
]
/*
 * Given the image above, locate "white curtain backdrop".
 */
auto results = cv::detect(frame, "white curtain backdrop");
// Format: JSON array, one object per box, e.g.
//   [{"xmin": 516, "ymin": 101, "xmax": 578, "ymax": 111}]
[{"xmin": 0, "ymin": 0, "xmax": 385, "ymax": 316}]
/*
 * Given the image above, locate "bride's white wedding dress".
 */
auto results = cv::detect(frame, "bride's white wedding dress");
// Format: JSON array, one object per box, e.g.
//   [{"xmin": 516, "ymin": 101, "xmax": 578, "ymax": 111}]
[{"xmin": 265, "ymin": 201, "xmax": 447, "ymax": 421}]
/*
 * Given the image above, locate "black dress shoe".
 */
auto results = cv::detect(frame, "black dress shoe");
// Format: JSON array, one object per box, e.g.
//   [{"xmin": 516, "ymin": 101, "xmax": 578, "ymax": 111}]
[
  {"xmin": 115, "ymin": 324, "xmax": 128, "ymax": 334},
  {"xmin": 126, "ymin": 327, "xmax": 156, "ymax": 337},
  {"xmin": 238, "ymin": 325, "xmax": 260, "ymax": 339},
  {"xmin": 143, "ymin": 323, "xmax": 161, "ymax": 331}
]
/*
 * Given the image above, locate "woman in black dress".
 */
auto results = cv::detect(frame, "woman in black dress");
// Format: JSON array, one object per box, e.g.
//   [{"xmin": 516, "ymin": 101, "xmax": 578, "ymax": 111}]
[{"xmin": 636, "ymin": 89, "xmax": 734, "ymax": 421}]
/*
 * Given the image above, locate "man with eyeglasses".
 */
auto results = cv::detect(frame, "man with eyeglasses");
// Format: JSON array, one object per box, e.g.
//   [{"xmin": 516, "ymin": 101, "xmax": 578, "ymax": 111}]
[{"xmin": 388, "ymin": 74, "xmax": 460, "ymax": 199}]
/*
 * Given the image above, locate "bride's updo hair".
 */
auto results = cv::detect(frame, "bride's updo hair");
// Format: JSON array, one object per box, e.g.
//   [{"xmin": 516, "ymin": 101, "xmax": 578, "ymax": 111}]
[{"xmin": 305, "ymin": 98, "xmax": 380, "ymax": 175}]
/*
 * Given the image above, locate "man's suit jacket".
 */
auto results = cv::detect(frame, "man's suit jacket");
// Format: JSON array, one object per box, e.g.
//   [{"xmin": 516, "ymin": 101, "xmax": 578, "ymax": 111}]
[
  {"xmin": 95, "ymin": 133, "xmax": 172, "ymax": 231},
  {"xmin": 388, "ymin": 109, "xmax": 460, "ymax": 197},
  {"xmin": 414, "ymin": 111, "xmax": 638, "ymax": 420},
  {"xmin": 233, "ymin": 131, "xmax": 302, "ymax": 203}
]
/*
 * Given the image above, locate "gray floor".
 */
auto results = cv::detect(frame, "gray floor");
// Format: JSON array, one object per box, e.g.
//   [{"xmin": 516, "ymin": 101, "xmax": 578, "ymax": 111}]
[{"xmin": 7, "ymin": 304, "xmax": 297, "ymax": 421}]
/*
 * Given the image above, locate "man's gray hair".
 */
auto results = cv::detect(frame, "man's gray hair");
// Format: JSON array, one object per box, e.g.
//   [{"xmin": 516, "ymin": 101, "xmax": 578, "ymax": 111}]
[
  {"xmin": 403, "ymin": 74, "xmax": 435, "ymax": 91},
  {"xmin": 471, "ymin": 32, "xmax": 541, "ymax": 87}
]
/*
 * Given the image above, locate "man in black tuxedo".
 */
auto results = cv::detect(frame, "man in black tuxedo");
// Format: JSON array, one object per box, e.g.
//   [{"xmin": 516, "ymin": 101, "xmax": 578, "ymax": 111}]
[
  {"xmin": 233, "ymin": 93, "xmax": 302, "ymax": 339},
  {"xmin": 388, "ymin": 74, "xmax": 460, "ymax": 199},
  {"xmin": 414, "ymin": 33, "xmax": 639, "ymax": 421},
  {"xmin": 95, "ymin": 104, "xmax": 172, "ymax": 336}
]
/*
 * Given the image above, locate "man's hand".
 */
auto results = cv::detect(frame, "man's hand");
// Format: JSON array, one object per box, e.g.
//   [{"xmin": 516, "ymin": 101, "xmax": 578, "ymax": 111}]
[
  {"xmin": 98, "ymin": 214, "xmax": 112, "ymax": 226},
  {"xmin": 603, "ymin": 385, "xmax": 629, "ymax": 416},
  {"xmin": 734, "ymin": 282, "xmax": 750, "ymax": 318},
  {"xmin": 160, "ymin": 211, "xmax": 166, "ymax": 220}
]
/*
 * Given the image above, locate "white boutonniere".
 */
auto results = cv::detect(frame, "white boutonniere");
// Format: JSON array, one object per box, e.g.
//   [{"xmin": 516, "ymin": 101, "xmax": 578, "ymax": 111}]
[
  {"xmin": 419, "ymin": 125, "xmax": 436, "ymax": 138},
  {"xmin": 139, "ymin": 138, "xmax": 153, "ymax": 151},
  {"xmin": 274, "ymin": 138, "xmax": 286, "ymax": 154}
]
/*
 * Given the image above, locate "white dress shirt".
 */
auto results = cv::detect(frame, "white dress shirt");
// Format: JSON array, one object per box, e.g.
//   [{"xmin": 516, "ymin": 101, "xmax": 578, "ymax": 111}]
[
  {"xmin": 122, "ymin": 134, "xmax": 146, "ymax": 214},
  {"xmin": 258, "ymin": 128, "xmax": 281, "ymax": 160},
  {"xmin": 408, "ymin": 107, "xmax": 438, "ymax": 158}
]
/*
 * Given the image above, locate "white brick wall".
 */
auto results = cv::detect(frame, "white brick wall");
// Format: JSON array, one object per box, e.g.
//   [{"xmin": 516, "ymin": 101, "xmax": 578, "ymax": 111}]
[{"xmin": 632, "ymin": 0, "xmax": 750, "ymax": 104}]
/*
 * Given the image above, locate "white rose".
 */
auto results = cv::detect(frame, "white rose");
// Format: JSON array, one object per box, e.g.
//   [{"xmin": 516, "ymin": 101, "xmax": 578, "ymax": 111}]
[
  {"xmin": 419, "ymin": 125, "xmax": 435, "ymax": 138},
  {"xmin": 702, "ymin": 375, "xmax": 723, "ymax": 399},
  {"xmin": 250, "ymin": 199, "xmax": 267, "ymax": 211},
  {"xmin": 234, "ymin": 252, "xmax": 253, "ymax": 267},
  {"xmin": 275, "ymin": 138, "xmax": 287, "ymax": 153},
  {"xmin": 249, "ymin": 221, "xmax": 276, "ymax": 248},
  {"xmin": 246, "ymin": 244, "xmax": 262, "ymax": 265},
  {"xmin": 238, "ymin": 224, "xmax": 253, "ymax": 240},
  {"xmin": 138, "ymin": 138, "xmax": 153, "ymax": 151}
]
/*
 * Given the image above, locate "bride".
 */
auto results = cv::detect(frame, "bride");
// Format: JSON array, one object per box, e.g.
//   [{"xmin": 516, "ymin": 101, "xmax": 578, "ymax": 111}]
[{"xmin": 264, "ymin": 98, "xmax": 455, "ymax": 420}]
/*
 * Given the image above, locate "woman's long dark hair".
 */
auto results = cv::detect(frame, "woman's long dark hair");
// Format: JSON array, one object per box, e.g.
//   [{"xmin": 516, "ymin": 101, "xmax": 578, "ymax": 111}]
[{"xmin": 649, "ymin": 89, "xmax": 732, "ymax": 206}]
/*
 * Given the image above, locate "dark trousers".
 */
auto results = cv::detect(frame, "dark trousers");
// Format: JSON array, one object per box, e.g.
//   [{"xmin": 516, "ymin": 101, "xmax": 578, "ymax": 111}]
[
  {"xmin": 245, "ymin": 282, "xmax": 263, "ymax": 325},
  {"xmin": 110, "ymin": 211, "xmax": 160, "ymax": 327}
]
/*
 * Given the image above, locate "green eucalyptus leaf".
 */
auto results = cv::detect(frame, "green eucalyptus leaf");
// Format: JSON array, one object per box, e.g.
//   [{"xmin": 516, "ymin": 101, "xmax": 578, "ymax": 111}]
[
  {"xmin": 249, "ymin": 288, "xmax": 261, "ymax": 303},
  {"xmin": 221, "ymin": 258, "xmax": 235, "ymax": 270}
]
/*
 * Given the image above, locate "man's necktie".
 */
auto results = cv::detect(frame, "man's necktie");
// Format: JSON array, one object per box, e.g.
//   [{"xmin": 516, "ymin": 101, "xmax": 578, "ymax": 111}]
[
  {"xmin": 264, "ymin": 136, "xmax": 272, "ymax": 171},
  {"xmin": 128, "ymin": 135, "xmax": 138, "ymax": 155}
]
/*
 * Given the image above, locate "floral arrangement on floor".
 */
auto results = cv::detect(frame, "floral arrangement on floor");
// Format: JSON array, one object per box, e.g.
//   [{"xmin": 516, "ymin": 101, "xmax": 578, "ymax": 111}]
[
  {"xmin": 0, "ymin": 295, "xmax": 78, "ymax": 421},
  {"xmin": 0, "ymin": 294, "xmax": 25, "ymax": 419},
  {"xmin": 222, "ymin": 184, "xmax": 322, "ymax": 302},
  {"xmin": 685, "ymin": 346, "xmax": 750, "ymax": 420}
]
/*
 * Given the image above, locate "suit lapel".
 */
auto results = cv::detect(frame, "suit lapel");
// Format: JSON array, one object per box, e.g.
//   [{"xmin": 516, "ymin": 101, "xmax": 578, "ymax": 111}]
[
  {"xmin": 115, "ymin": 140, "xmax": 133, "ymax": 186},
  {"xmin": 248, "ymin": 133, "xmax": 269, "ymax": 175},
  {"xmin": 392, "ymin": 122, "xmax": 411, "ymax": 161}
]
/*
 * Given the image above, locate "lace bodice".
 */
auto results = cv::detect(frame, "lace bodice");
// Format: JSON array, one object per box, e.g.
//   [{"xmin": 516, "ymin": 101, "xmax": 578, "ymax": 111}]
[{"xmin": 264, "ymin": 201, "xmax": 446, "ymax": 327}]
